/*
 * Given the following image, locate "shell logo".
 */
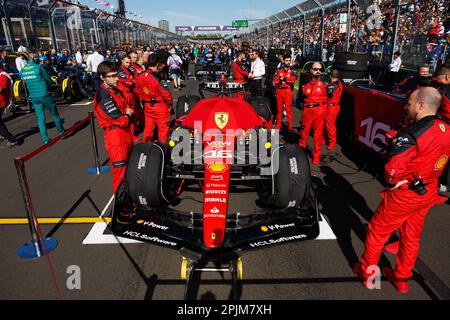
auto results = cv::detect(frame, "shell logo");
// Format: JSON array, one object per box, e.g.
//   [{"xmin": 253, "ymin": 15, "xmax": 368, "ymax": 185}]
[
  {"xmin": 435, "ymin": 155, "xmax": 448, "ymax": 171},
  {"xmin": 136, "ymin": 220, "xmax": 145, "ymax": 224},
  {"xmin": 260, "ymin": 226, "xmax": 269, "ymax": 232},
  {"xmin": 208, "ymin": 162, "xmax": 227, "ymax": 173}
]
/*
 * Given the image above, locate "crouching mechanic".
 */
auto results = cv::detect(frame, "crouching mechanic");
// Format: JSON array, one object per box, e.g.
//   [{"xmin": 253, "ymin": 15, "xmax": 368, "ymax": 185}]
[
  {"xmin": 94, "ymin": 61, "xmax": 134, "ymax": 193},
  {"xmin": 353, "ymin": 87, "xmax": 450, "ymax": 293},
  {"xmin": 273, "ymin": 54, "xmax": 296, "ymax": 131},
  {"xmin": 134, "ymin": 54, "xmax": 173, "ymax": 144}
]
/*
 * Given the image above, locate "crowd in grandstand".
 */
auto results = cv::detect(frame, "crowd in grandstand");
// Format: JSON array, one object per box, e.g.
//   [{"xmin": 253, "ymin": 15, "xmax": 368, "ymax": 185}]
[{"xmin": 242, "ymin": 0, "xmax": 449, "ymax": 69}]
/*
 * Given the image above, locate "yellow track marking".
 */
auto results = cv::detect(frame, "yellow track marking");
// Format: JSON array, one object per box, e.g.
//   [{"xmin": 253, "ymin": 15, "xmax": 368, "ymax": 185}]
[{"xmin": 0, "ymin": 217, "xmax": 112, "ymax": 225}]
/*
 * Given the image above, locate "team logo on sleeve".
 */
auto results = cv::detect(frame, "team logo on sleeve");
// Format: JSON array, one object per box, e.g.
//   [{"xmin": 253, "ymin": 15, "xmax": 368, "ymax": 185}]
[
  {"xmin": 439, "ymin": 124, "xmax": 446, "ymax": 133},
  {"xmin": 215, "ymin": 112, "xmax": 229, "ymax": 129},
  {"xmin": 435, "ymin": 155, "xmax": 448, "ymax": 171}
]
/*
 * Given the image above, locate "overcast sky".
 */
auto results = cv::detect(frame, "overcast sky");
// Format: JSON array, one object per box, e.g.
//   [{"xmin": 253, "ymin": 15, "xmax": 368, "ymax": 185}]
[{"xmin": 80, "ymin": 0, "xmax": 304, "ymax": 32}]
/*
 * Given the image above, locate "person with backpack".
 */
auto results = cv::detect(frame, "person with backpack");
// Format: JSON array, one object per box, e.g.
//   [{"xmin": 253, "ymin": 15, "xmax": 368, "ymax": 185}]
[{"xmin": 167, "ymin": 48, "xmax": 183, "ymax": 90}]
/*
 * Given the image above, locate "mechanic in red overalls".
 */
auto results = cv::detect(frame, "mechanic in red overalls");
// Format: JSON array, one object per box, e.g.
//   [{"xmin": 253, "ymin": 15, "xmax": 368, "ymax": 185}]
[
  {"xmin": 94, "ymin": 61, "xmax": 134, "ymax": 193},
  {"xmin": 134, "ymin": 54, "xmax": 173, "ymax": 144},
  {"xmin": 232, "ymin": 51, "xmax": 250, "ymax": 100},
  {"xmin": 298, "ymin": 62, "xmax": 328, "ymax": 165},
  {"xmin": 325, "ymin": 69, "xmax": 343, "ymax": 151},
  {"xmin": 118, "ymin": 55, "xmax": 144, "ymax": 140},
  {"xmin": 273, "ymin": 54, "xmax": 296, "ymax": 131},
  {"xmin": 429, "ymin": 64, "xmax": 450, "ymax": 123},
  {"xmin": 130, "ymin": 52, "xmax": 144, "ymax": 75},
  {"xmin": 353, "ymin": 87, "xmax": 450, "ymax": 293},
  {"xmin": 233, "ymin": 51, "xmax": 249, "ymax": 83}
]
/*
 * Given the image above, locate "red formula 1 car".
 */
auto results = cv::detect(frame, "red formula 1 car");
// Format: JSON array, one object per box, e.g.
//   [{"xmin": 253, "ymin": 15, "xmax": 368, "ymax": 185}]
[
  {"xmin": 110, "ymin": 80, "xmax": 320, "ymax": 289},
  {"xmin": 337, "ymin": 80, "xmax": 450, "ymax": 187}
]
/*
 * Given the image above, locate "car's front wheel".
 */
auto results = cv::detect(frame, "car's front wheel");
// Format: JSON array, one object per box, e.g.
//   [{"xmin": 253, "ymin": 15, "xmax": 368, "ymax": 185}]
[
  {"xmin": 257, "ymin": 144, "xmax": 311, "ymax": 211},
  {"xmin": 126, "ymin": 143, "xmax": 178, "ymax": 209}
]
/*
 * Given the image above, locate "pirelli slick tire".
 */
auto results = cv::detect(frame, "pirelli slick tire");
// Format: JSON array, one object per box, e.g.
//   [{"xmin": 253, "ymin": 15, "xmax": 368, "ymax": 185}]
[
  {"xmin": 13, "ymin": 80, "xmax": 27, "ymax": 103},
  {"xmin": 335, "ymin": 52, "xmax": 369, "ymax": 72},
  {"xmin": 257, "ymin": 144, "xmax": 311, "ymax": 211},
  {"xmin": 246, "ymin": 96, "xmax": 272, "ymax": 122},
  {"xmin": 175, "ymin": 95, "xmax": 201, "ymax": 119},
  {"xmin": 126, "ymin": 143, "xmax": 176, "ymax": 209}
]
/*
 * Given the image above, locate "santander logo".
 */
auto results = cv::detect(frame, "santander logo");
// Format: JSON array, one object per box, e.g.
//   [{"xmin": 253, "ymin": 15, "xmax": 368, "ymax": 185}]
[{"xmin": 210, "ymin": 207, "xmax": 220, "ymax": 214}]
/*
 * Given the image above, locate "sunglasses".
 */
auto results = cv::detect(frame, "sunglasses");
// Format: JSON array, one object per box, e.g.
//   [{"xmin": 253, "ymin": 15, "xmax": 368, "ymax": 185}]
[
  {"xmin": 105, "ymin": 73, "xmax": 118, "ymax": 78},
  {"xmin": 312, "ymin": 68, "xmax": 323, "ymax": 71}
]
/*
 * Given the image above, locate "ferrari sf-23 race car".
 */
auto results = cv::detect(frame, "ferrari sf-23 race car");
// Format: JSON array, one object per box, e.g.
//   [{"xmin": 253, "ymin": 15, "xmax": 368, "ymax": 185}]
[{"xmin": 110, "ymin": 80, "xmax": 320, "ymax": 287}]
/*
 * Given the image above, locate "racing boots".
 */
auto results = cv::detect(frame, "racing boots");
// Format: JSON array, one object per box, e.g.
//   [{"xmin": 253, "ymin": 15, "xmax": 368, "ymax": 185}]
[
  {"xmin": 382, "ymin": 267, "xmax": 409, "ymax": 294},
  {"xmin": 352, "ymin": 262, "xmax": 372, "ymax": 289}
]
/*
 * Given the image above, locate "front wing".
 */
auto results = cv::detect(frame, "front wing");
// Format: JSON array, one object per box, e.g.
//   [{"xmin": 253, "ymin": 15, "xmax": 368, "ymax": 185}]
[{"xmin": 110, "ymin": 187, "xmax": 320, "ymax": 257}]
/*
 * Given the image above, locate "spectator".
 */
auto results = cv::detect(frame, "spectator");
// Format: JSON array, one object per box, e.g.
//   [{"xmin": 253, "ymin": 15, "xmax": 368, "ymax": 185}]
[
  {"xmin": 15, "ymin": 53, "xmax": 28, "ymax": 72},
  {"xmin": 386, "ymin": 51, "xmax": 402, "ymax": 89},
  {"xmin": 167, "ymin": 48, "xmax": 183, "ymax": 90},
  {"xmin": 75, "ymin": 48, "xmax": 83, "ymax": 65},
  {"xmin": 0, "ymin": 67, "xmax": 18, "ymax": 148},
  {"xmin": 248, "ymin": 50, "xmax": 266, "ymax": 96},
  {"xmin": 0, "ymin": 50, "xmax": 13, "ymax": 74},
  {"xmin": 86, "ymin": 46, "xmax": 104, "ymax": 92}
]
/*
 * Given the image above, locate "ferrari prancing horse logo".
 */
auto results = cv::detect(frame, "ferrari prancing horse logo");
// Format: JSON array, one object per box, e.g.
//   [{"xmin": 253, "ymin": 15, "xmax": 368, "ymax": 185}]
[{"xmin": 215, "ymin": 112, "xmax": 229, "ymax": 129}]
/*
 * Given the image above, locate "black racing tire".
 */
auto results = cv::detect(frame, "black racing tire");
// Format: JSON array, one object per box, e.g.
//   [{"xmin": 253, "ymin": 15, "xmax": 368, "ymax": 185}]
[
  {"xmin": 338, "ymin": 70, "xmax": 368, "ymax": 83},
  {"xmin": 175, "ymin": 95, "xmax": 201, "ymax": 119},
  {"xmin": 126, "ymin": 143, "xmax": 176, "ymax": 208},
  {"xmin": 69, "ymin": 78, "xmax": 83, "ymax": 102},
  {"xmin": 257, "ymin": 144, "xmax": 311, "ymax": 210},
  {"xmin": 335, "ymin": 52, "xmax": 369, "ymax": 72},
  {"xmin": 336, "ymin": 92, "xmax": 355, "ymax": 146},
  {"xmin": 246, "ymin": 96, "xmax": 272, "ymax": 122},
  {"xmin": 13, "ymin": 80, "xmax": 27, "ymax": 103}
]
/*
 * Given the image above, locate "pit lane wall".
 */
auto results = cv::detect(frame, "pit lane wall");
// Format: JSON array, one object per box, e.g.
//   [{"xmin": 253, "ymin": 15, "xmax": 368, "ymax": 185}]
[
  {"xmin": 235, "ymin": 0, "xmax": 449, "ymax": 70},
  {"xmin": 0, "ymin": 0, "xmax": 186, "ymax": 52}
]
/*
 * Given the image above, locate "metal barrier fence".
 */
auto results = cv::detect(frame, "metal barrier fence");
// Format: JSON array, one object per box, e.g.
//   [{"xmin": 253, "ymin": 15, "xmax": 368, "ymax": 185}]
[
  {"xmin": 0, "ymin": 0, "xmax": 185, "ymax": 52},
  {"xmin": 236, "ymin": 0, "xmax": 449, "ymax": 70}
]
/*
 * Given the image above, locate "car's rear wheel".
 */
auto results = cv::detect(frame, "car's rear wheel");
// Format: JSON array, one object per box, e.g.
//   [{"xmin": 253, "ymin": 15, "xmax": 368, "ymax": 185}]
[
  {"xmin": 126, "ymin": 143, "xmax": 178, "ymax": 208},
  {"xmin": 175, "ymin": 95, "xmax": 201, "ymax": 118},
  {"xmin": 257, "ymin": 144, "xmax": 310, "ymax": 210},
  {"xmin": 246, "ymin": 96, "xmax": 272, "ymax": 122}
]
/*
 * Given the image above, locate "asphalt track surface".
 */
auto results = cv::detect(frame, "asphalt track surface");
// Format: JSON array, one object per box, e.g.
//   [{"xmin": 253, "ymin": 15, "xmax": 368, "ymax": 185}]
[{"xmin": 1, "ymin": 76, "xmax": 449, "ymax": 301}]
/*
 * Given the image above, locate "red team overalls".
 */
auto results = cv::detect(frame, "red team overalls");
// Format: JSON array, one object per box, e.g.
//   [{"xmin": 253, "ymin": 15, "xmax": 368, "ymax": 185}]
[
  {"xmin": 132, "ymin": 63, "xmax": 144, "ymax": 76},
  {"xmin": 359, "ymin": 116, "xmax": 450, "ymax": 284},
  {"xmin": 431, "ymin": 78, "xmax": 450, "ymax": 123},
  {"xmin": 232, "ymin": 60, "xmax": 249, "ymax": 83},
  {"xmin": 299, "ymin": 78, "xmax": 328, "ymax": 164},
  {"xmin": 94, "ymin": 83, "xmax": 134, "ymax": 193},
  {"xmin": 134, "ymin": 71, "xmax": 173, "ymax": 143},
  {"xmin": 325, "ymin": 80, "xmax": 343, "ymax": 151},
  {"xmin": 273, "ymin": 67, "xmax": 296, "ymax": 131},
  {"xmin": 232, "ymin": 60, "xmax": 249, "ymax": 99}
]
